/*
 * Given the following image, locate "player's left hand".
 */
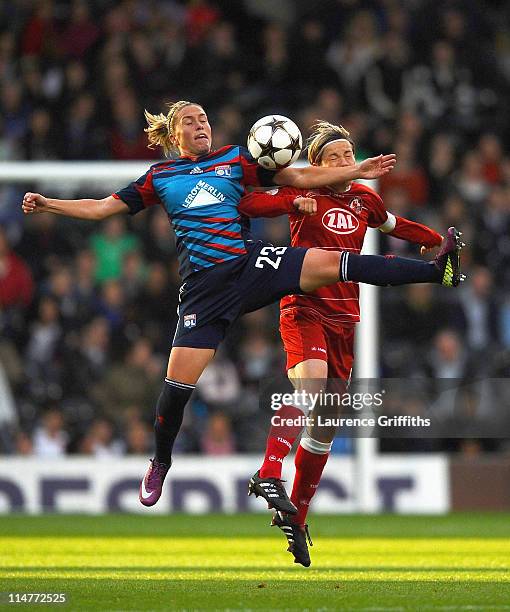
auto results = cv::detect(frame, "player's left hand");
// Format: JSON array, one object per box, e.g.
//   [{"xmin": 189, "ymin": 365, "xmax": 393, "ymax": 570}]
[
  {"xmin": 293, "ymin": 196, "xmax": 317, "ymax": 215},
  {"xmin": 420, "ymin": 238, "xmax": 443, "ymax": 256}
]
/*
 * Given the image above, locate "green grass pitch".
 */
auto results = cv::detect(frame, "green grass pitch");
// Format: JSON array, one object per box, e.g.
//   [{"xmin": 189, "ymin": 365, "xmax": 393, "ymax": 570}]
[{"xmin": 1, "ymin": 513, "xmax": 509, "ymax": 611}]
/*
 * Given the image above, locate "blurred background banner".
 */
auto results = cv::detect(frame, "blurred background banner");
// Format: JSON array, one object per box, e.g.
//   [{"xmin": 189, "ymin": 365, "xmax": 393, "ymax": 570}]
[
  {"xmin": 1, "ymin": 0, "xmax": 510, "ymax": 512},
  {"xmin": 0, "ymin": 455, "xmax": 449, "ymax": 514}
]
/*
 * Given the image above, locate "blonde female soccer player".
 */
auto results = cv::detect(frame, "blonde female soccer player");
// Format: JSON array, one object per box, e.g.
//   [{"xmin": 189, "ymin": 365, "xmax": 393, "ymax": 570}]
[
  {"xmin": 241, "ymin": 120, "xmax": 461, "ymax": 566},
  {"xmin": 22, "ymin": 102, "xmax": 461, "ymax": 513}
]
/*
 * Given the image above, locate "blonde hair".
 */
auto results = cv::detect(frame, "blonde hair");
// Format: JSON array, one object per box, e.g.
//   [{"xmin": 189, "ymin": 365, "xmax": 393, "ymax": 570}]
[
  {"xmin": 144, "ymin": 100, "xmax": 202, "ymax": 157},
  {"xmin": 307, "ymin": 120, "xmax": 354, "ymax": 165}
]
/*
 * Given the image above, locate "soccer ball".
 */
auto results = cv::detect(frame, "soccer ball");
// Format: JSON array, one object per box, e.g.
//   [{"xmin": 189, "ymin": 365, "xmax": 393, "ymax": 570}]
[{"xmin": 247, "ymin": 115, "xmax": 303, "ymax": 170}]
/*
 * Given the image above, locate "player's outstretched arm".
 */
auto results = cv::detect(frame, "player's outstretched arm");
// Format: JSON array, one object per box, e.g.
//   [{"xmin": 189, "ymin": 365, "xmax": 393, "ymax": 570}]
[
  {"xmin": 22, "ymin": 193, "xmax": 129, "ymax": 220},
  {"xmin": 378, "ymin": 212, "xmax": 443, "ymax": 255},
  {"xmin": 239, "ymin": 191, "xmax": 317, "ymax": 218},
  {"xmin": 274, "ymin": 153, "xmax": 396, "ymax": 188}
]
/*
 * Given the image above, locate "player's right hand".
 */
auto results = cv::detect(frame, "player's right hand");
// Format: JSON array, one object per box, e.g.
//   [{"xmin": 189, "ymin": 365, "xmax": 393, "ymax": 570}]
[
  {"xmin": 357, "ymin": 154, "xmax": 397, "ymax": 179},
  {"xmin": 293, "ymin": 196, "xmax": 317, "ymax": 215},
  {"xmin": 22, "ymin": 192, "xmax": 47, "ymax": 214}
]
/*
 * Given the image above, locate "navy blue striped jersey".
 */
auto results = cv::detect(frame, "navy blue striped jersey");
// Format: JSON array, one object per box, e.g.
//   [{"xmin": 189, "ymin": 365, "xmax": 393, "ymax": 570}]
[{"xmin": 113, "ymin": 145, "xmax": 276, "ymax": 279}]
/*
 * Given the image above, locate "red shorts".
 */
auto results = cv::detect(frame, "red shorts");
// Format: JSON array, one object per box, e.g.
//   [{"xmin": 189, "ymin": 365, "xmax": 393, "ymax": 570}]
[{"xmin": 279, "ymin": 308, "xmax": 355, "ymax": 380}]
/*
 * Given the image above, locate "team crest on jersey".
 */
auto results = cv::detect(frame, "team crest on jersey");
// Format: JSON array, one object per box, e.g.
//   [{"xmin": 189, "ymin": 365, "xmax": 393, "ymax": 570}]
[
  {"xmin": 183, "ymin": 314, "xmax": 196, "ymax": 328},
  {"xmin": 215, "ymin": 164, "xmax": 231, "ymax": 177},
  {"xmin": 349, "ymin": 197, "xmax": 364, "ymax": 214},
  {"xmin": 322, "ymin": 208, "xmax": 360, "ymax": 235}
]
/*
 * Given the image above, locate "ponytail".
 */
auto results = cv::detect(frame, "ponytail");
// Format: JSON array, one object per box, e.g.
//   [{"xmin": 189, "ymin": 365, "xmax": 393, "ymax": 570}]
[{"xmin": 144, "ymin": 100, "xmax": 202, "ymax": 157}]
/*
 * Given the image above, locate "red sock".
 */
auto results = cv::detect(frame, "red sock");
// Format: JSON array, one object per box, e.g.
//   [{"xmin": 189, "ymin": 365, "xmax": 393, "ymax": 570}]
[
  {"xmin": 290, "ymin": 444, "xmax": 329, "ymax": 525},
  {"xmin": 259, "ymin": 405, "xmax": 304, "ymax": 479}
]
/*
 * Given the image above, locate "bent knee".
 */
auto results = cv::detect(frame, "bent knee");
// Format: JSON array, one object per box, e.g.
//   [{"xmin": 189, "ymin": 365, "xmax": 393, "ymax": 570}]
[
  {"xmin": 289, "ymin": 358, "xmax": 328, "ymax": 383},
  {"xmin": 300, "ymin": 249, "xmax": 341, "ymax": 292}
]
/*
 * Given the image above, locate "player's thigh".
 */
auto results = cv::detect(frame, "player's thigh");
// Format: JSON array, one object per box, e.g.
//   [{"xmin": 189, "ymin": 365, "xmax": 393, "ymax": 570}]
[
  {"xmin": 325, "ymin": 324, "xmax": 355, "ymax": 381},
  {"xmin": 288, "ymin": 358, "xmax": 328, "ymax": 394},
  {"xmin": 240, "ymin": 244, "xmax": 307, "ymax": 313},
  {"xmin": 299, "ymin": 248, "xmax": 342, "ymax": 292},
  {"xmin": 166, "ymin": 346, "xmax": 215, "ymax": 384},
  {"xmin": 280, "ymin": 308, "xmax": 328, "ymax": 371},
  {"xmin": 280, "ymin": 309, "xmax": 328, "ymax": 395},
  {"xmin": 289, "ymin": 359, "xmax": 337, "ymax": 443}
]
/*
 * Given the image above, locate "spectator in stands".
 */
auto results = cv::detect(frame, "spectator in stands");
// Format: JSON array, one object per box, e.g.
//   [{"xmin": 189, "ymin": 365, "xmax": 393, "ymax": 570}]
[
  {"xmin": 0, "ymin": 228, "xmax": 33, "ymax": 310},
  {"xmin": 195, "ymin": 348, "xmax": 241, "ymax": 414},
  {"xmin": 1, "ymin": 81, "xmax": 29, "ymax": 155},
  {"xmin": 109, "ymin": 89, "xmax": 154, "ymax": 160},
  {"xmin": 33, "ymin": 408, "xmax": 67, "ymax": 457},
  {"xmin": 381, "ymin": 284, "xmax": 463, "ymax": 377},
  {"xmin": 364, "ymin": 32, "xmax": 411, "ymax": 121},
  {"xmin": 62, "ymin": 316, "xmax": 110, "ymax": 400},
  {"xmin": 327, "ymin": 10, "xmax": 380, "ymax": 107},
  {"xmin": 59, "ymin": 0, "xmax": 100, "ymax": 61},
  {"xmin": 17, "ymin": 213, "xmax": 75, "ymax": 282},
  {"xmin": 132, "ymin": 261, "xmax": 178, "ymax": 352},
  {"xmin": 120, "ymin": 249, "xmax": 146, "ymax": 302},
  {"xmin": 90, "ymin": 216, "xmax": 139, "ymax": 283},
  {"xmin": 73, "ymin": 249, "xmax": 97, "ymax": 324},
  {"xmin": 379, "ymin": 139, "xmax": 429, "ymax": 206},
  {"xmin": 200, "ymin": 412, "xmax": 236, "ymax": 455},
  {"xmin": 93, "ymin": 338, "xmax": 162, "ymax": 426},
  {"xmin": 61, "ymin": 93, "xmax": 106, "ymax": 160},
  {"xmin": 94, "ymin": 279, "xmax": 126, "ymax": 333},
  {"xmin": 456, "ymin": 151, "xmax": 490, "ymax": 207},
  {"xmin": 124, "ymin": 419, "xmax": 152, "ymax": 455},
  {"xmin": 142, "ymin": 207, "xmax": 176, "ymax": 263},
  {"xmin": 79, "ymin": 418, "xmax": 122, "ymax": 457},
  {"xmin": 23, "ymin": 107, "xmax": 57, "ymax": 160},
  {"xmin": 15, "ymin": 431, "xmax": 33, "ymax": 455},
  {"xmin": 43, "ymin": 265, "xmax": 80, "ymax": 330},
  {"xmin": 427, "ymin": 133, "xmax": 457, "ymax": 203},
  {"xmin": 459, "ymin": 266, "xmax": 499, "ymax": 354},
  {"xmin": 26, "ymin": 296, "xmax": 61, "ymax": 366},
  {"xmin": 478, "ymin": 134, "xmax": 504, "ymax": 184}
]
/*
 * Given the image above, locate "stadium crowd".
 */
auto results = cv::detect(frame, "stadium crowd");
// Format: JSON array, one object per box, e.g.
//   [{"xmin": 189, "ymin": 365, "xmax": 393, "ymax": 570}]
[{"xmin": 1, "ymin": 0, "xmax": 510, "ymax": 456}]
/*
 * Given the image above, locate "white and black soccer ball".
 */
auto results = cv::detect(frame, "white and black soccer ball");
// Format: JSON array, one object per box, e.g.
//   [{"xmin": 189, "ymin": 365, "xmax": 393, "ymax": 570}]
[{"xmin": 247, "ymin": 115, "xmax": 303, "ymax": 170}]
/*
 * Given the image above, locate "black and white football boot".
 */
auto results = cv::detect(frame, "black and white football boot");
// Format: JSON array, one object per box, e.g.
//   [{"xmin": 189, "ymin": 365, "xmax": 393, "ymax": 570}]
[
  {"xmin": 271, "ymin": 510, "xmax": 313, "ymax": 568},
  {"xmin": 248, "ymin": 470, "xmax": 298, "ymax": 515}
]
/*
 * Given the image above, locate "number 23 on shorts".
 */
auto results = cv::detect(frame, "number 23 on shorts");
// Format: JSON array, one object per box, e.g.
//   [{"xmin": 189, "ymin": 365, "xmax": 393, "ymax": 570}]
[{"xmin": 255, "ymin": 246, "xmax": 288, "ymax": 270}]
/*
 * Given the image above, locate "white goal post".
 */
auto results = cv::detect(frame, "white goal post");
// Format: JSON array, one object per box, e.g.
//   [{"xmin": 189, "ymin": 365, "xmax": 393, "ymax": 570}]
[
  {"xmin": 354, "ymin": 228, "xmax": 379, "ymax": 513},
  {"xmin": 2, "ymin": 161, "xmax": 379, "ymax": 512}
]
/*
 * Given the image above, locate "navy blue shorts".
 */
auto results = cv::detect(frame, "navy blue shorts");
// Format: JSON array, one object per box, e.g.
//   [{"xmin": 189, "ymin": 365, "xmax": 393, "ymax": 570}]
[{"xmin": 173, "ymin": 241, "xmax": 308, "ymax": 349}]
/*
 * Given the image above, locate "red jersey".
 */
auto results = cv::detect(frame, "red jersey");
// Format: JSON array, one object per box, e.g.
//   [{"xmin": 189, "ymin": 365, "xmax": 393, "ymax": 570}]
[{"xmin": 239, "ymin": 182, "xmax": 442, "ymax": 324}]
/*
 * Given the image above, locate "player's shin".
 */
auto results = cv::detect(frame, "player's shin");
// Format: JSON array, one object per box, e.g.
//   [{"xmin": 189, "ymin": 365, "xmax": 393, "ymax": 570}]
[
  {"xmin": 259, "ymin": 404, "xmax": 305, "ymax": 479},
  {"xmin": 339, "ymin": 252, "xmax": 439, "ymax": 286},
  {"xmin": 291, "ymin": 437, "xmax": 331, "ymax": 526},
  {"xmin": 154, "ymin": 378, "xmax": 195, "ymax": 464}
]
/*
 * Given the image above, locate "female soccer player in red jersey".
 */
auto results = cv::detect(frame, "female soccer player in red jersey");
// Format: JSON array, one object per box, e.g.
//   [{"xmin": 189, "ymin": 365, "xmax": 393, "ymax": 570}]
[
  {"xmin": 22, "ymin": 103, "xmax": 462, "ymax": 513},
  {"xmin": 241, "ymin": 120, "xmax": 451, "ymax": 566}
]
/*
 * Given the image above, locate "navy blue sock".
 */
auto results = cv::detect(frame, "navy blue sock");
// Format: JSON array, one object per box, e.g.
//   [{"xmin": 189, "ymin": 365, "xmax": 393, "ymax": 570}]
[
  {"xmin": 340, "ymin": 253, "xmax": 440, "ymax": 286},
  {"xmin": 154, "ymin": 378, "xmax": 195, "ymax": 464}
]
